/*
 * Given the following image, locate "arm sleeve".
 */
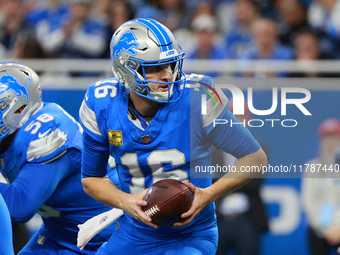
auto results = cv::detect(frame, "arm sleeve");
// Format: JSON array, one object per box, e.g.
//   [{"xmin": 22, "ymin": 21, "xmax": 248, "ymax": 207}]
[
  {"xmin": 79, "ymin": 93, "xmax": 110, "ymax": 178},
  {"xmin": 201, "ymin": 87, "xmax": 260, "ymax": 158},
  {"xmin": 206, "ymin": 110, "xmax": 260, "ymax": 158},
  {"xmin": 0, "ymin": 156, "xmax": 70, "ymax": 223},
  {"xmin": 82, "ymin": 130, "xmax": 109, "ymax": 178},
  {"xmin": 187, "ymin": 74, "xmax": 260, "ymax": 158}
]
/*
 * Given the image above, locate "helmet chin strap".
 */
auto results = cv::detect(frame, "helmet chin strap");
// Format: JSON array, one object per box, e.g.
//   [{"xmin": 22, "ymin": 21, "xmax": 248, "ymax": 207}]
[{"xmin": 149, "ymin": 84, "xmax": 173, "ymax": 101}]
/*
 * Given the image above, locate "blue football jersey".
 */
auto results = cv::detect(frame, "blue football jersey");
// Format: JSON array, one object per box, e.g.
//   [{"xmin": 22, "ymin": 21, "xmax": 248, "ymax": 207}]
[
  {"xmin": 0, "ymin": 103, "xmax": 117, "ymax": 251},
  {"xmin": 1, "ymin": 103, "xmax": 82, "ymax": 179},
  {"xmin": 80, "ymin": 74, "xmax": 260, "ymax": 238}
]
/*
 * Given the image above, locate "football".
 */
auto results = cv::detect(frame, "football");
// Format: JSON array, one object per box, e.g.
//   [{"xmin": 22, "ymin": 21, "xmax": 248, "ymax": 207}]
[{"xmin": 142, "ymin": 179, "xmax": 192, "ymax": 226}]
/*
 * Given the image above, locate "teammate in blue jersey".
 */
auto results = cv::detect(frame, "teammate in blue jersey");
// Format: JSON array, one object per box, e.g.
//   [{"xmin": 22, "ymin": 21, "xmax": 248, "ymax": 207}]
[
  {"xmin": 0, "ymin": 193, "xmax": 15, "ymax": 255},
  {"xmin": 80, "ymin": 18, "xmax": 267, "ymax": 255},
  {"xmin": 0, "ymin": 62, "xmax": 119, "ymax": 254}
]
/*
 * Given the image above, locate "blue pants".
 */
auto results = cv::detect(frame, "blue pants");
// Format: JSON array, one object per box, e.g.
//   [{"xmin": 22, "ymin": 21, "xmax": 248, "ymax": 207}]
[
  {"xmin": 97, "ymin": 216, "xmax": 218, "ymax": 255},
  {"xmin": 18, "ymin": 225, "xmax": 98, "ymax": 255}
]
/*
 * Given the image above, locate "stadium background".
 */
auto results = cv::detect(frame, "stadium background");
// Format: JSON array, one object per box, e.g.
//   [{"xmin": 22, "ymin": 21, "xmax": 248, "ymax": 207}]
[{"xmin": 33, "ymin": 70, "xmax": 338, "ymax": 255}]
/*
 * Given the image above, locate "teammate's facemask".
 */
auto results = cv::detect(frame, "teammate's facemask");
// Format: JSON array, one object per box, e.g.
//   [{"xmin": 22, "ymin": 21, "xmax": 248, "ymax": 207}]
[{"xmin": 110, "ymin": 18, "xmax": 186, "ymax": 103}]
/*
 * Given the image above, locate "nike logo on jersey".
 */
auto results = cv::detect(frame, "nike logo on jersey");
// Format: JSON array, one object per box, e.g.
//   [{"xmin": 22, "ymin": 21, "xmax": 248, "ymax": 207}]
[{"xmin": 38, "ymin": 128, "xmax": 51, "ymax": 139}]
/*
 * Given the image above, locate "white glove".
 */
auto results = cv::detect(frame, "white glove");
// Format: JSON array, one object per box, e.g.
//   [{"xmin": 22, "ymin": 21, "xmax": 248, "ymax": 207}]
[{"xmin": 77, "ymin": 208, "xmax": 124, "ymax": 250}]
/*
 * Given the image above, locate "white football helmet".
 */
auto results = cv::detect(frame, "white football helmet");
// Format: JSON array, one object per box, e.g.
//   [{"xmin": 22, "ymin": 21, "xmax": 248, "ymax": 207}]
[
  {"xmin": 0, "ymin": 62, "xmax": 43, "ymax": 140},
  {"xmin": 110, "ymin": 18, "xmax": 186, "ymax": 103}
]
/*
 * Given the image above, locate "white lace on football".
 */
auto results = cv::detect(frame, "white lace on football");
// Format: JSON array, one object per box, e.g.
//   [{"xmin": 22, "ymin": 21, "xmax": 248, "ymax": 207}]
[{"xmin": 145, "ymin": 205, "xmax": 160, "ymax": 217}]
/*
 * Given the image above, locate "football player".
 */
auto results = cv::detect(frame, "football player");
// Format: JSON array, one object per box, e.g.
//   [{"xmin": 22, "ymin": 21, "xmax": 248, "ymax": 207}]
[
  {"xmin": 80, "ymin": 18, "xmax": 267, "ymax": 254},
  {"xmin": 0, "ymin": 193, "xmax": 14, "ymax": 255},
  {"xmin": 0, "ymin": 62, "xmax": 119, "ymax": 254}
]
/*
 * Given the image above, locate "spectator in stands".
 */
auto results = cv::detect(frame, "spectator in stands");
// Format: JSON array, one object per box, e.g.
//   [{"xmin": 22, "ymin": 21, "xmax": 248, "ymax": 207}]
[
  {"xmin": 307, "ymin": 0, "xmax": 340, "ymax": 55},
  {"xmin": 13, "ymin": 32, "xmax": 46, "ymax": 60},
  {"xmin": 108, "ymin": 0, "xmax": 134, "ymax": 32},
  {"xmin": 0, "ymin": 43, "xmax": 7, "ymax": 58},
  {"xmin": 187, "ymin": 14, "xmax": 227, "ymax": 77},
  {"xmin": 224, "ymin": 0, "xmax": 260, "ymax": 59},
  {"xmin": 294, "ymin": 30, "xmax": 322, "ymax": 62},
  {"xmin": 302, "ymin": 118, "xmax": 340, "ymax": 255},
  {"xmin": 288, "ymin": 30, "xmax": 340, "ymax": 77},
  {"xmin": 36, "ymin": 0, "xmax": 107, "ymax": 59},
  {"xmin": 191, "ymin": 1, "xmax": 215, "ymax": 19},
  {"xmin": 274, "ymin": 0, "xmax": 310, "ymax": 48},
  {"xmin": 173, "ymin": 2, "xmax": 215, "ymax": 59},
  {"xmin": 91, "ymin": 0, "xmax": 111, "ymax": 26},
  {"xmin": 216, "ymin": 0, "xmax": 274, "ymax": 32},
  {"xmin": 136, "ymin": 0, "xmax": 188, "ymax": 31},
  {"xmin": 102, "ymin": 0, "xmax": 135, "ymax": 58},
  {"xmin": 215, "ymin": 0, "xmax": 237, "ymax": 33},
  {"xmin": 25, "ymin": 0, "xmax": 69, "ymax": 28},
  {"xmin": 240, "ymin": 18, "xmax": 293, "ymax": 77},
  {"xmin": 183, "ymin": 0, "xmax": 211, "ymax": 13},
  {"xmin": 125, "ymin": 0, "xmax": 146, "ymax": 14},
  {"xmin": 0, "ymin": 0, "xmax": 34, "ymax": 57}
]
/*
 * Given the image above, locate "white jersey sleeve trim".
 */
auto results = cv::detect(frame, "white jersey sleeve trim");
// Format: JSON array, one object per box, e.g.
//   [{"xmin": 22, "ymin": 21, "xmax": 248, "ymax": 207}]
[
  {"xmin": 202, "ymin": 88, "xmax": 229, "ymax": 128},
  {"xmin": 79, "ymin": 100, "xmax": 102, "ymax": 136},
  {"xmin": 27, "ymin": 129, "xmax": 67, "ymax": 161},
  {"xmin": 108, "ymin": 155, "xmax": 116, "ymax": 168}
]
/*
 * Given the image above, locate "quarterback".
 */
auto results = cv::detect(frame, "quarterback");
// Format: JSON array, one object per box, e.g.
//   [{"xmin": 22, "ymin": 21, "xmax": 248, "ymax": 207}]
[{"xmin": 80, "ymin": 18, "xmax": 267, "ymax": 254}]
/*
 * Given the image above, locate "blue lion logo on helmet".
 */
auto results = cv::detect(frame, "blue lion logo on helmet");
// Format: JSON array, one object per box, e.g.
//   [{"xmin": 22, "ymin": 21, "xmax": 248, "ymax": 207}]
[
  {"xmin": 112, "ymin": 31, "xmax": 139, "ymax": 59},
  {"xmin": 0, "ymin": 74, "xmax": 30, "ymax": 101}
]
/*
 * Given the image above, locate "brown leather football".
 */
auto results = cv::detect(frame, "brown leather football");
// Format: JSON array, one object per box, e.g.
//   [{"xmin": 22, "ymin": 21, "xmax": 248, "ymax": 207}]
[{"xmin": 142, "ymin": 179, "xmax": 192, "ymax": 226}]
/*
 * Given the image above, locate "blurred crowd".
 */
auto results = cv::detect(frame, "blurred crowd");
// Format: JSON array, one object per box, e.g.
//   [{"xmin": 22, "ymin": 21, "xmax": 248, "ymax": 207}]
[{"xmin": 1, "ymin": 0, "xmax": 340, "ymax": 77}]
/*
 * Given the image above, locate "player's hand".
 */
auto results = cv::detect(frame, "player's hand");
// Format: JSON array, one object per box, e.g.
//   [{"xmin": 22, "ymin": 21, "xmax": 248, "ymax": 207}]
[
  {"xmin": 172, "ymin": 181, "xmax": 210, "ymax": 228},
  {"xmin": 121, "ymin": 190, "xmax": 159, "ymax": 229},
  {"xmin": 324, "ymin": 226, "xmax": 340, "ymax": 245}
]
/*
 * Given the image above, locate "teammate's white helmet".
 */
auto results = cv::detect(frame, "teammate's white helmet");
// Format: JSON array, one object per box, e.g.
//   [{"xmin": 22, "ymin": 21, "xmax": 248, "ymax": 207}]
[
  {"xmin": 0, "ymin": 62, "xmax": 43, "ymax": 140},
  {"xmin": 110, "ymin": 18, "xmax": 186, "ymax": 103}
]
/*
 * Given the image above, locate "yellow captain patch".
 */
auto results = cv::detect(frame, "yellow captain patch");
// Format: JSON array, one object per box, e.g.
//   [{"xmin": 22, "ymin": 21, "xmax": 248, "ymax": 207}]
[{"xmin": 108, "ymin": 130, "xmax": 123, "ymax": 146}]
